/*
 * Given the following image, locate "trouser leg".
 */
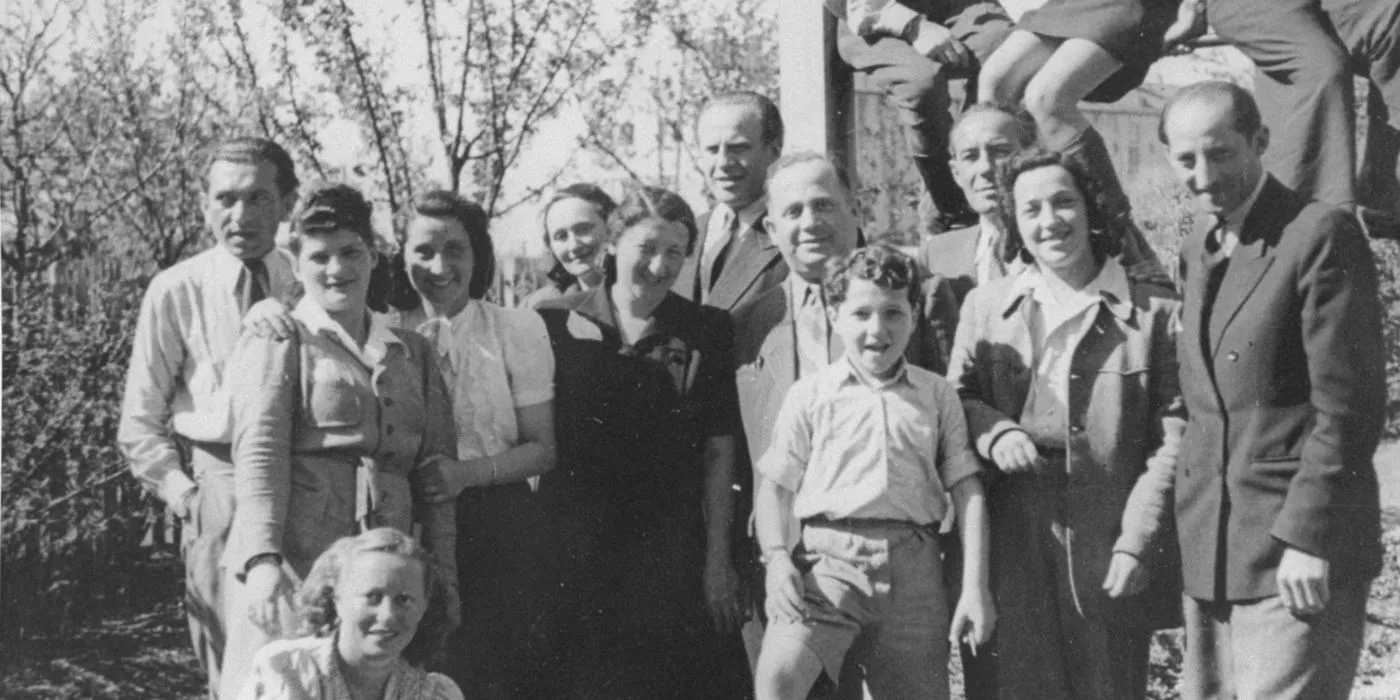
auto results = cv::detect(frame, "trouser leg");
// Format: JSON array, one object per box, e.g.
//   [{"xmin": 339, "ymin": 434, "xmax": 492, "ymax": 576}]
[
  {"xmin": 184, "ymin": 446, "xmax": 235, "ymax": 699},
  {"xmin": 1211, "ymin": 0, "xmax": 1356, "ymax": 210},
  {"xmin": 1059, "ymin": 127, "xmax": 1168, "ymax": 279}
]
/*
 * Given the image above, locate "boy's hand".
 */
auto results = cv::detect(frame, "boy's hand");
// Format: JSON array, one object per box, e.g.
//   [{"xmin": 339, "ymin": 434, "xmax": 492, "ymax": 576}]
[
  {"xmin": 763, "ymin": 551, "xmax": 807, "ymax": 623},
  {"xmin": 243, "ymin": 298, "xmax": 295, "ymax": 339},
  {"xmin": 1162, "ymin": 0, "xmax": 1207, "ymax": 54},
  {"xmin": 704, "ymin": 557, "xmax": 743, "ymax": 635},
  {"xmin": 1102, "ymin": 551, "xmax": 1149, "ymax": 598},
  {"xmin": 910, "ymin": 19, "xmax": 970, "ymax": 69},
  {"xmin": 990, "ymin": 430, "xmax": 1041, "ymax": 473},
  {"xmin": 949, "ymin": 585, "xmax": 995, "ymax": 650}
]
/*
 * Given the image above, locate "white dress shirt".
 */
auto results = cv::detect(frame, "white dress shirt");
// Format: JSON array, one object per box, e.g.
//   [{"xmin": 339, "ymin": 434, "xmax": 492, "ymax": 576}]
[{"xmin": 118, "ymin": 244, "xmax": 296, "ymax": 507}]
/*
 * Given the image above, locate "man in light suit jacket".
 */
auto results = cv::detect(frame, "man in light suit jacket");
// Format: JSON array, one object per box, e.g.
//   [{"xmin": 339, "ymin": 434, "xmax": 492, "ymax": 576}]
[
  {"xmin": 675, "ymin": 91, "xmax": 790, "ymax": 317},
  {"xmin": 733, "ymin": 151, "xmax": 959, "ymax": 695},
  {"xmin": 1163, "ymin": 81, "xmax": 1385, "ymax": 700}
]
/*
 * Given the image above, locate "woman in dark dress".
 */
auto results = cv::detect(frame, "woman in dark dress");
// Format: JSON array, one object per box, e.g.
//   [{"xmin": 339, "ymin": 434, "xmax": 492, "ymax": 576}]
[
  {"xmin": 975, "ymin": 0, "xmax": 1203, "ymax": 280},
  {"xmin": 535, "ymin": 184, "xmax": 749, "ymax": 699}
]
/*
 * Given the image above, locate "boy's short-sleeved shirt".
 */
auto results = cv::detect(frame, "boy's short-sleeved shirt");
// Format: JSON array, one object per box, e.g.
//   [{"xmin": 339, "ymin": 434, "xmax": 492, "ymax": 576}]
[{"xmin": 756, "ymin": 355, "xmax": 980, "ymax": 525}]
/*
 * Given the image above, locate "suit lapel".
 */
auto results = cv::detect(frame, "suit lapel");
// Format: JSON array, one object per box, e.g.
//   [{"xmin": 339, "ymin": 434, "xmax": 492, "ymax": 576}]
[
  {"xmin": 708, "ymin": 216, "xmax": 779, "ymax": 310},
  {"xmin": 674, "ymin": 211, "xmax": 710, "ymax": 302},
  {"xmin": 1206, "ymin": 179, "xmax": 1286, "ymax": 355}
]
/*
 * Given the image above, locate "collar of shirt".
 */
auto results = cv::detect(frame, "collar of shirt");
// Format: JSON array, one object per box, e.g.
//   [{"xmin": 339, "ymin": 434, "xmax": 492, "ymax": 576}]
[
  {"xmin": 827, "ymin": 354, "xmax": 912, "ymax": 391},
  {"xmin": 1002, "ymin": 255, "xmax": 1133, "ymax": 322},
  {"xmin": 294, "ymin": 297, "xmax": 401, "ymax": 368},
  {"xmin": 973, "ymin": 224, "xmax": 999, "ymax": 264},
  {"xmin": 1221, "ymin": 174, "xmax": 1269, "ymax": 239},
  {"xmin": 710, "ymin": 195, "xmax": 769, "ymax": 239},
  {"xmin": 209, "ymin": 243, "xmax": 294, "ymax": 296},
  {"xmin": 417, "ymin": 298, "xmax": 486, "ymax": 370},
  {"xmin": 789, "ymin": 275, "xmax": 827, "ymax": 311}
]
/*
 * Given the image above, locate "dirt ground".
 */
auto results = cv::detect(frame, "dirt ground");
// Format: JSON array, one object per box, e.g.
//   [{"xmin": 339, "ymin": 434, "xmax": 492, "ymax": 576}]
[{"xmin": 3, "ymin": 447, "xmax": 1399, "ymax": 699}]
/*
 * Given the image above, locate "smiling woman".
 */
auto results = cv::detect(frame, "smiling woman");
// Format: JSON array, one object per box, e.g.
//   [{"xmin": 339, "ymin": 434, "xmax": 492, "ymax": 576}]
[
  {"xmin": 531, "ymin": 184, "xmax": 750, "ymax": 698},
  {"xmin": 219, "ymin": 184, "xmax": 459, "ymax": 700},
  {"xmin": 945, "ymin": 148, "xmax": 1186, "ymax": 699},
  {"xmin": 389, "ymin": 189, "xmax": 559, "ymax": 697},
  {"xmin": 237, "ymin": 528, "xmax": 464, "ymax": 700}
]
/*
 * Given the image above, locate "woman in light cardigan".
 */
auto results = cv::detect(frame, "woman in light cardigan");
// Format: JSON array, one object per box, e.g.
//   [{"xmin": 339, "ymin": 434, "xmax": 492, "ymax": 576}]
[{"xmin": 947, "ymin": 148, "xmax": 1184, "ymax": 700}]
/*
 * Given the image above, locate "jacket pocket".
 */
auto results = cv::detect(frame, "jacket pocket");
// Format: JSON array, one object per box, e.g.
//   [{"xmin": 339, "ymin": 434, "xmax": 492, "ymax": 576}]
[{"xmin": 306, "ymin": 380, "xmax": 363, "ymax": 428}]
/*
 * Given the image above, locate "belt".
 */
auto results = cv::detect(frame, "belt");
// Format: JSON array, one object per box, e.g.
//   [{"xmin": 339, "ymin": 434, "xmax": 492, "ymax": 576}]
[{"xmin": 802, "ymin": 515, "xmax": 937, "ymax": 532}]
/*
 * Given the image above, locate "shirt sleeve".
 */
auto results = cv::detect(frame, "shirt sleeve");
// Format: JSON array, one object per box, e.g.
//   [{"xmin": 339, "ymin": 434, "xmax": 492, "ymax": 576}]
[
  {"xmin": 117, "ymin": 275, "xmax": 198, "ymax": 508},
  {"xmin": 754, "ymin": 379, "xmax": 815, "ymax": 493},
  {"xmin": 931, "ymin": 378, "xmax": 981, "ymax": 490},
  {"xmin": 502, "ymin": 307, "xmax": 555, "ymax": 407},
  {"xmin": 823, "ymin": 0, "xmax": 921, "ymax": 38},
  {"xmin": 226, "ymin": 331, "xmax": 299, "ymax": 574}
]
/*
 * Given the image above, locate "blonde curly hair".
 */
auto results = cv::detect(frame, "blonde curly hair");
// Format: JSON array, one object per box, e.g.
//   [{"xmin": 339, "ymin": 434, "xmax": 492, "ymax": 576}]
[{"xmin": 295, "ymin": 527, "xmax": 455, "ymax": 666}]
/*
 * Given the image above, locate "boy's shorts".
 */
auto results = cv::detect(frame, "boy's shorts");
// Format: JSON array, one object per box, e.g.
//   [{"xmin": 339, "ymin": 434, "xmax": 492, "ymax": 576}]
[{"xmin": 761, "ymin": 519, "xmax": 950, "ymax": 699}]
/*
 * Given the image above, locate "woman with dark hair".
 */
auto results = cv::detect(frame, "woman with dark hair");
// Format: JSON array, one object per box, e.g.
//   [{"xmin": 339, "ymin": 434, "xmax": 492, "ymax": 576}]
[
  {"xmin": 975, "ymin": 0, "xmax": 1198, "ymax": 282},
  {"xmin": 394, "ymin": 189, "xmax": 557, "ymax": 699},
  {"xmin": 220, "ymin": 184, "xmax": 458, "ymax": 699},
  {"xmin": 946, "ymin": 148, "xmax": 1184, "ymax": 699},
  {"xmin": 534, "ymin": 184, "xmax": 749, "ymax": 698},
  {"xmin": 522, "ymin": 183, "xmax": 617, "ymax": 309},
  {"xmin": 238, "ymin": 528, "xmax": 464, "ymax": 700}
]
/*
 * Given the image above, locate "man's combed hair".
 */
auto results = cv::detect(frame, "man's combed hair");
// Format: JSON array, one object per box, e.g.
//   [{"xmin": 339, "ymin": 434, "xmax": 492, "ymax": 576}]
[
  {"xmin": 824, "ymin": 243, "xmax": 921, "ymax": 308},
  {"xmin": 1157, "ymin": 80, "xmax": 1263, "ymax": 144},
  {"xmin": 296, "ymin": 528, "xmax": 454, "ymax": 667},
  {"xmin": 955, "ymin": 101, "xmax": 1039, "ymax": 148},
  {"xmin": 206, "ymin": 137, "xmax": 300, "ymax": 195},
  {"xmin": 698, "ymin": 91, "xmax": 784, "ymax": 148}
]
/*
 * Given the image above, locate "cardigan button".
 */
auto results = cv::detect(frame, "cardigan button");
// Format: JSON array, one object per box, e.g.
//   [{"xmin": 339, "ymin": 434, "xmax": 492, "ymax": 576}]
[
  {"xmin": 1069, "ymin": 424, "xmax": 1084, "ymax": 434},
  {"xmin": 1226, "ymin": 351, "xmax": 1240, "ymax": 362}
]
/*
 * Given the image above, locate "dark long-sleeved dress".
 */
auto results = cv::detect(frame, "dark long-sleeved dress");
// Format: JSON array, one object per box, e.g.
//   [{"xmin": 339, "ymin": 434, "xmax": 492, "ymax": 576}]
[{"xmin": 534, "ymin": 287, "xmax": 750, "ymax": 699}]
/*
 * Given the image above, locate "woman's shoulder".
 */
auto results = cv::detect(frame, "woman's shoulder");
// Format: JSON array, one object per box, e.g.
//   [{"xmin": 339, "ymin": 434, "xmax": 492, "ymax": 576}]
[
  {"xmin": 425, "ymin": 672, "xmax": 466, "ymax": 700},
  {"xmin": 244, "ymin": 637, "xmax": 332, "ymax": 693},
  {"xmin": 520, "ymin": 284, "xmax": 565, "ymax": 310}
]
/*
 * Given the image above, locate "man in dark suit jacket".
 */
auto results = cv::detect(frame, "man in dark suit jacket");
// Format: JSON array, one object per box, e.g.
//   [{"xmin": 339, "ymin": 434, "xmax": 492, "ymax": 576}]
[
  {"xmin": 733, "ymin": 151, "xmax": 959, "ymax": 696},
  {"xmin": 675, "ymin": 91, "xmax": 790, "ymax": 317},
  {"xmin": 913, "ymin": 102, "xmax": 1036, "ymax": 305},
  {"xmin": 1163, "ymin": 81, "xmax": 1385, "ymax": 699}
]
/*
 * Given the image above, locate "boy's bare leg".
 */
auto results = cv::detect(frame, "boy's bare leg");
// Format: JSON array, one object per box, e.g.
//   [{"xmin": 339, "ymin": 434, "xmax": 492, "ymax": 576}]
[{"xmin": 755, "ymin": 635, "xmax": 827, "ymax": 700}]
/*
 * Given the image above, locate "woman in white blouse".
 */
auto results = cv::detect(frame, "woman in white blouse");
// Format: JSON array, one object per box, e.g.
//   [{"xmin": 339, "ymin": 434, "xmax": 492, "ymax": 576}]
[{"xmin": 398, "ymin": 189, "xmax": 557, "ymax": 699}]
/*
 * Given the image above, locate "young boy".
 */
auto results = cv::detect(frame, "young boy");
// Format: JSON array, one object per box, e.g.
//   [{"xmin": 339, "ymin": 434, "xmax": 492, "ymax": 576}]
[{"xmin": 751, "ymin": 244, "xmax": 994, "ymax": 700}]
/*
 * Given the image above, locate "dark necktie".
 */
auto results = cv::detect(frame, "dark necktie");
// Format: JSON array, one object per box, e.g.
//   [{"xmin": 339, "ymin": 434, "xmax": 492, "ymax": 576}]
[
  {"xmin": 239, "ymin": 258, "xmax": 269, "ymax": 316},
  {"xmin": 1200, "ymin": 215, "xmax": 1229, "ymax": 364},
  {"xmin": 706, "ymin": 212, "xmax": 743, "ymax": 291}
]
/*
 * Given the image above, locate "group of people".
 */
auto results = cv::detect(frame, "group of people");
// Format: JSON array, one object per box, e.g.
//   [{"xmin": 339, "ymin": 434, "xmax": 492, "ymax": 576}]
[
  {"xmin": 829, "ymin": 0, "xmax": 1399, "ymax": 240},
  {"xmin": 116, "ymin": 3, "xmax": 1388, "ymax": 699}
]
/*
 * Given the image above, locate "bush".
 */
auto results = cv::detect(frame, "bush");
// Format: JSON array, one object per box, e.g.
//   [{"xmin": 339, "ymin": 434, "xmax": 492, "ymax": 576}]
[{"xmin": 1, "ymin": 267, "xmax": 173, "ymax": 637}]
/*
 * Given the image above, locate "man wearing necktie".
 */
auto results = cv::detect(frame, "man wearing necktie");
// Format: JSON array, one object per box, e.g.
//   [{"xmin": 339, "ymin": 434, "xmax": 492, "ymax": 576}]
[
  {"xmin": 733, "ymin": 152, "xmax": 959, "ymax": 694},
  {"xmin": 118, "ymin": 138, "xmax": 300, "ymax": 699},
  {"xmin": 676, "ymin": 91, "xmax": 790, "ymax": 317},
  {"xmin": 1163, "ymin": 82, "xmax": 1384, "ymax": 700}
]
